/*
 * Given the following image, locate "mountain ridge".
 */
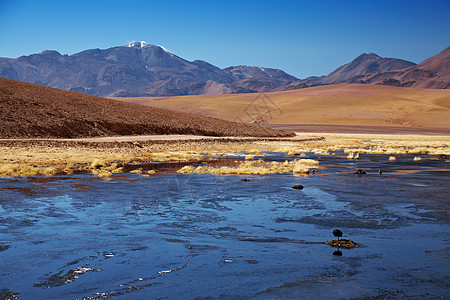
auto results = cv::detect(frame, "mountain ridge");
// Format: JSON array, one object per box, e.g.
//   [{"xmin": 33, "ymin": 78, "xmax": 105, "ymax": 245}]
[
  {"xmin": 0, "ymin": 42, "xmax": 297, "ymax": 97},
  {"xmin": 1, "ymin": 43, "xmax": 449, "ymax": 96},
  {"xmin": 278, "ymin": 47, "xmax": 449, "ymax": 91}
]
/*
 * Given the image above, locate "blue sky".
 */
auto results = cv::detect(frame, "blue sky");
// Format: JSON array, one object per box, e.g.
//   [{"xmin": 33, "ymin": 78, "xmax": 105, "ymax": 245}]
[{"xmin": 0, "ymin": 0, "xmax": 449, "ymax": 78}]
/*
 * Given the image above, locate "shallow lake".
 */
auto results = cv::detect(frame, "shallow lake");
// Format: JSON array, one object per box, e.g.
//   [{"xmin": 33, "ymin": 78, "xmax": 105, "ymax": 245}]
[{"xmin": 0, "ymin": 151, "xmax": 449, "ymax": 299}]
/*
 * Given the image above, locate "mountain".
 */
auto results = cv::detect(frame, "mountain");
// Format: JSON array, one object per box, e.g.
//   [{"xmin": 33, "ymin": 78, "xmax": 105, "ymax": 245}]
[
  {"xmin": 278, "ymin": 47, "xmax": 449, "ymax": 91},
  {"xmin": 0, "ymin": 41, "xmax": 297, "ymax": 97},
  {"xmin": 0, "ymin": 77, "xmax": 293, "ymax": 138},
  {"xmin": 351, "ymin": 46, "xmax": 450, "ymax": 88},
  {"xmin": 278, "ymin": 52, "xmax": 417, "ymax": 91},
  {"xmin": 222, "ymin": 65, "xmax": 299, "ymax": 93},
  {"xmin": 322, "ymin": 52, "xmax": 416, "ymax": 84},
  {"xmin": 225, "ymin": 65, "xmax": 297, "ymax": 83}
]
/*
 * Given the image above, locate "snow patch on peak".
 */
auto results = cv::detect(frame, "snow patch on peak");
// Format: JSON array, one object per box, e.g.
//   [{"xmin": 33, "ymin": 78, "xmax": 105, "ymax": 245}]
[
  {"xmin": 126, "ymin": 41, "xmax": 172, "ymax": 54},
  {"xmin": 127, "ymin": 41, "xmax": 149, "ymax": 48},
  {"xmin": 157, "ymin": 45, "xmax": 171, "ymax": 53},
  {"xmin": 157, "ymin": 45, "xmax": 174, "ymax": 56}
]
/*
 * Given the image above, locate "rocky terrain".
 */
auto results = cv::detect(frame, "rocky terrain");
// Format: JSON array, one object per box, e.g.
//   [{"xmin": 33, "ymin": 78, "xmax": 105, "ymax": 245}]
[{"xmin": 0, "ymin": 78, "xmax": 294, "ymax": 138}]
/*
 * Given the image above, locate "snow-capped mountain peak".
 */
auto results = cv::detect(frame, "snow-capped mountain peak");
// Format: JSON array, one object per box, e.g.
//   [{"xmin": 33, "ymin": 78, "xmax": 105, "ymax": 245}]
[{"xmin": 126, "ymin": 41, "xmax": 149, "ymax": 48}]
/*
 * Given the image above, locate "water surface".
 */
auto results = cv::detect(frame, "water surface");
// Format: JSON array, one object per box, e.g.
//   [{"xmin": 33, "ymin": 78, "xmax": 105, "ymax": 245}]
[{"xmin": 0, "ymin": 152, "xmax": 449, "ymax": 299}]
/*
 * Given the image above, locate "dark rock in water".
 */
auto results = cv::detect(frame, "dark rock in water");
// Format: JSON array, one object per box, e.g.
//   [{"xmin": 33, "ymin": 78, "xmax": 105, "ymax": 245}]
[
  {"xmin": 325, "ymin": 239, "xmax": 361, "ymax": 249},
  {"xmin": 240, "ymin": 179, "xmax": 251, "ymax": 182},
  {"xmin": 245, "ymin": 259, "xmax": 259, "ymax": 264},
  {"xmin": 292, "ymin": 184, "xmax": 304, "ymax": 190},
  {"xmin": 354, "ymin": 169, "xmax": 367, "ymax": 174},
  {"xmin": 333, "ymin": 250, "xmax": 343, "ymax": 256},
  {"xmin": 0, "ymin": 243, "xmax": 10, "ymax": 252},
  {"xmin": 0, "ymin": 289, "xmax": 19, "ymax": 299}
]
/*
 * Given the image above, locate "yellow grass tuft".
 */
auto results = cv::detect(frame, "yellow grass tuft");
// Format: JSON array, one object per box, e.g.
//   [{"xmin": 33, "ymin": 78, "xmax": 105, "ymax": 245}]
[
  {"xmin": 277, "ymin": 146, "xmax": 303, "ymax": 156},
  {"xmin": 63, "ymin": 164, "xmax": 74, "ymax": 175},
  {"xmin": 177, "ymin": 166, "xmax": 196, "ymax": 173},
  {"xmin": 312, "ymin": 148, "xmax": 330, "ymax": 156},
  {"xmin": 177, "ymin": 158, "xmax": 319, "ymax": 175},
  {"xmin": 92, "ymin": 169, "xmax": 112, "ymax": 177},
  {"xmin": 388, "ymin": 156, "xmax": 396, "ymax": 161},
  {"xmin": 40, "ymin": 167, "xmax": 57, "ymax": 176},
  {"xmin": 413, "ymin": 156, "xmax": 422, "ymax": 161},
  {"xmin": 90, "ymin": 159, "xmax": 104, "ymax": 169}
]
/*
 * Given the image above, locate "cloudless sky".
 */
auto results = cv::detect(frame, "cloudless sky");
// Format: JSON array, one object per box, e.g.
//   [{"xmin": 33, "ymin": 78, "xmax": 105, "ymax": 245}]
[{"xmin": 0, "ymin": 0, "xmax": 449, "ymax": 78}]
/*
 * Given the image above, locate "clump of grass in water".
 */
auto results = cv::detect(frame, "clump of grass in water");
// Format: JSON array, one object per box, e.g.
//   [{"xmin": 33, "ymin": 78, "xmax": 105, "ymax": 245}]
[
  {"xmin": 346, "ymin": 152, "xmax": 359, "ymax": 159},
  {"xmin": 325, "ymin": 239, "xmax": 361, "ymax": 249},
  {"xmin": 177, "ymin": 158, "xmax": 319, "ymax": 175}
]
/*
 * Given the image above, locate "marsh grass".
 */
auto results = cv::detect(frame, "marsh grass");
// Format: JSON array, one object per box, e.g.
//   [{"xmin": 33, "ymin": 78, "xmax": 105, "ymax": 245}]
[
  {"xmin": 0, "ymin": 133, "xmax": 448, "ymax": 178},
  {"xmin": 177, "ymin": 158, "xmax": 319, "ymax": 175}
]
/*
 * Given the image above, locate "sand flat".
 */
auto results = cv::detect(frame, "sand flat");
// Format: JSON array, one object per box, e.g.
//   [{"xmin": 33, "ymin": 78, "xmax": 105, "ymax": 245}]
[{"xmin": 115, "ymin": 84, "xmax": 450, "ymax": 130}]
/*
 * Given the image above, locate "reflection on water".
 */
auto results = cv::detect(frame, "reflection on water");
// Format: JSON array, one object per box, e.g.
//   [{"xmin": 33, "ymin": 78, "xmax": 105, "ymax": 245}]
[
  {"xmin": 0, "ymin": 152, "xmax": 449, "ymax": 299},
  {"xmin": 333, "ymin": 249, "xmax": 343, "ymax": 256}
]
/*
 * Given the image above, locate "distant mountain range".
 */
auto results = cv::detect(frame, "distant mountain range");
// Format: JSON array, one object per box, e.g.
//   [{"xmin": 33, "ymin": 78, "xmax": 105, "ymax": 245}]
[
  {"xmin": 0, "ymin": 42, "xmax": 448, "ymax": 96},
  {"xmin": 0, "ymin": 41, "xmax": 296, "ymax": 97}
]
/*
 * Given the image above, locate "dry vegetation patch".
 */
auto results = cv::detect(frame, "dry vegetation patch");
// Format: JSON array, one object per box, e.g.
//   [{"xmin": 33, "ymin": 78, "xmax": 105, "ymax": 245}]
[
  {"xmin": 325, "ymin": 239, "xmax": 361, "ymax": 249},
  {"xmin": 177, "ymin": 158, "xmax": 319, "ymax": 175},
  {"xmin": 0, "ymin": 133, "xmax": 448, "ymax": 178}
]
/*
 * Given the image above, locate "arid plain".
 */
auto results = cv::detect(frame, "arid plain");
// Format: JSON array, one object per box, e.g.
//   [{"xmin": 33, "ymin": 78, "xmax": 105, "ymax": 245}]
[{"xmin": 116, "ymin": 84, "xmax": 450, "ymax": 133}]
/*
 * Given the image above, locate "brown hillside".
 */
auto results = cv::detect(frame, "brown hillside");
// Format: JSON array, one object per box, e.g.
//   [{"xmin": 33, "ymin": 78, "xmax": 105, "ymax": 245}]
[{"xmin": 0, "ymin": 78, "xmax": 293, "ymax": 138}]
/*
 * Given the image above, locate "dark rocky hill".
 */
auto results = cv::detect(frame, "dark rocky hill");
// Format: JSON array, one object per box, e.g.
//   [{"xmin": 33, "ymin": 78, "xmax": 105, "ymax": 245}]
[{"xmin": 0, "ymin": 77, "xmax": 294, "ymax": 138}]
